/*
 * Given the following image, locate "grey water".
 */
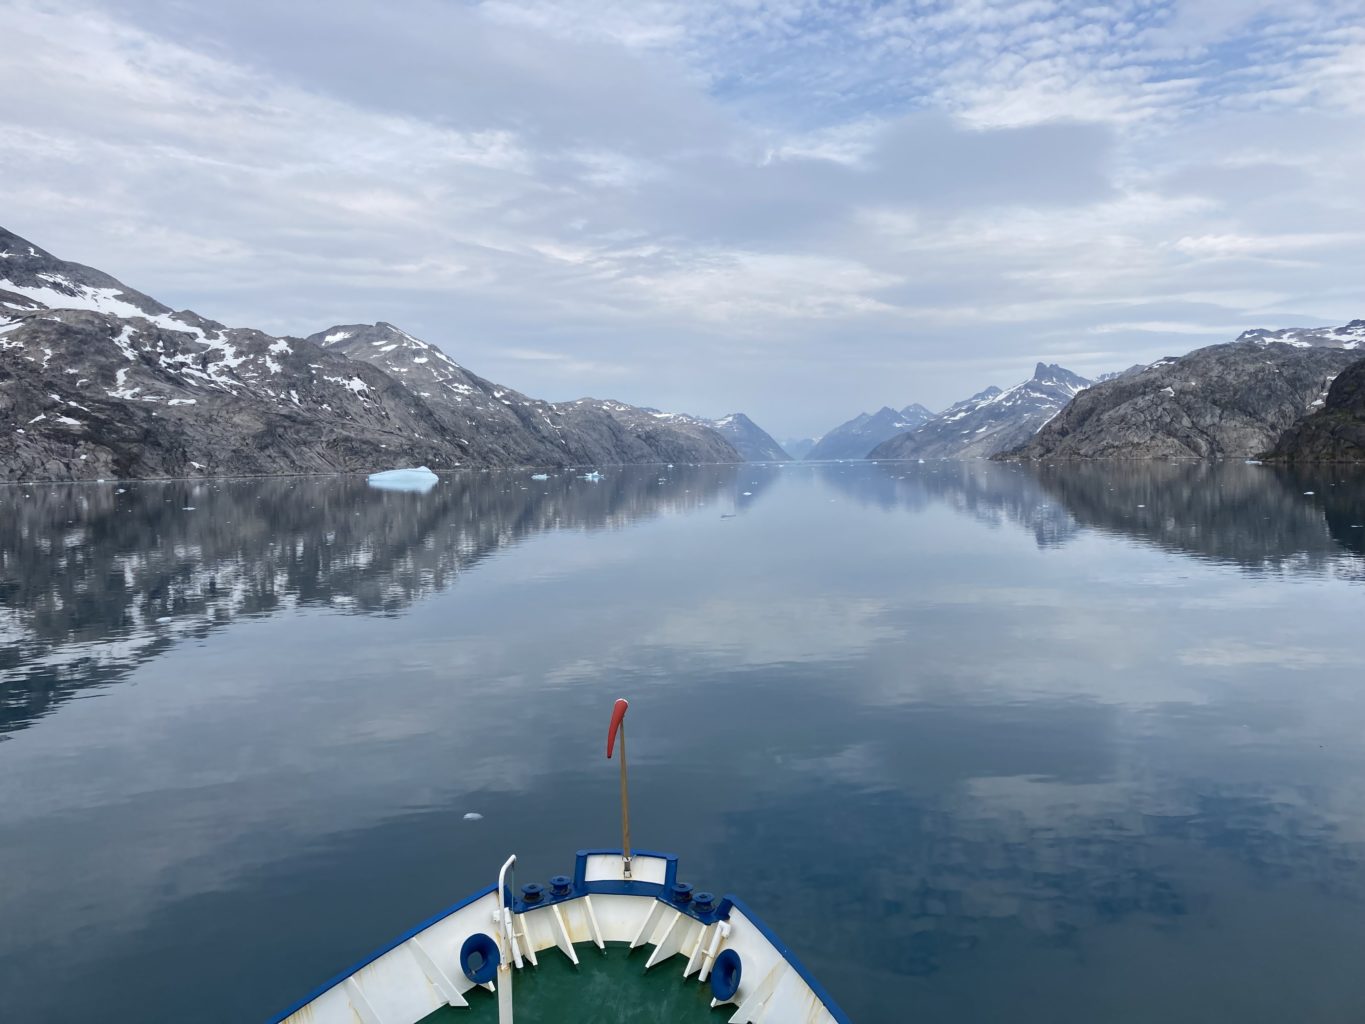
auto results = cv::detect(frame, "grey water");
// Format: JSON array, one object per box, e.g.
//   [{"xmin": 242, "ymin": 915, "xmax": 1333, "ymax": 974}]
[{"xmin": 2, "ymin": 461, "xmax": 1364, "ymax": 1023}]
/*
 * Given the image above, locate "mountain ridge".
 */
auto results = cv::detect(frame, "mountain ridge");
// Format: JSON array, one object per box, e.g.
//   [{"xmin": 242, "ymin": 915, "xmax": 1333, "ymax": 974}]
[
  {"xmin": 0, "ymin": 227, "xmax": 741, "ymax": 480},
  {"xmin": 999, "ymin": 329, "xmax": 1363, "ymax": 460},
  {"xmin": 871, "ymin": 362, "xmax": 1090, "ymax": 460},
  {"xmin": 804, "ymin": 403, "xmax": 933, "ymax": 460}
]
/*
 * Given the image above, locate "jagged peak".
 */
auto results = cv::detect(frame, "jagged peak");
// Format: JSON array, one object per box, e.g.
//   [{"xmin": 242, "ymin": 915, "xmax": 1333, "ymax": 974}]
[{"xmin": 1031, "ymin": 362, "xmax": 1089, "ymax": 386}]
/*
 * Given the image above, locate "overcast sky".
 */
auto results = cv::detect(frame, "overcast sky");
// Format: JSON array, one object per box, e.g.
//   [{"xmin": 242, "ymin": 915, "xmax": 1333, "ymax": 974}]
[{"xmin": 3, "ymin": 0, "xmax": 1363, "ymax": 436}]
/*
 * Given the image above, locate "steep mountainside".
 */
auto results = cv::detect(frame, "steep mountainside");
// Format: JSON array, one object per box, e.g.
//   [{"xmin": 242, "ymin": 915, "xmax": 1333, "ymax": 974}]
[
  {"xmin": 805, "ymin": 404, "xmax": 933, "ymax": 460},
  {"xmin": 783, "ymin": 437, "xmax": 817, "ymax": 459},
  {"xmin": 871, "ymin": 364, "xmax": 1090, "ymax": 460},
  {"xmin": 1001, "ymin": 327, "xmax": 1363, "ymax": 460},
  {"xmin": 1263, "ymin": 356, "xmax": 1365, "ymax": 462},
  {"xmin": 0, "ymin": 236, "xmax": 460, "ymax": 481},
  {"xmin": 0, "ymin": 228, "xmax": 738, "ymax": 480},
  {"xmin": 710, "ymin": 413, "xmax": 790, "ymax": 460},
  {"xmin": 311, "ymin": 322, "xmax": 738, "ymax": 466}
]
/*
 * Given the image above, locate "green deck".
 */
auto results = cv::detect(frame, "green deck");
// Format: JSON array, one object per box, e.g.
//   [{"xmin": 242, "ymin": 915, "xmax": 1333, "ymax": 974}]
[{"xmin": 421, "ymin": 942, "xmax": 731, "ymax": 1024}]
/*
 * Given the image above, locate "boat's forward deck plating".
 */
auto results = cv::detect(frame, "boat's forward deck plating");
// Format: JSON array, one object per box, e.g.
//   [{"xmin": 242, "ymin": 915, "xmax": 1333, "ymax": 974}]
[
  {"xmin": 422, "ymin": 941, "xmax": 727, "ymax": 1022},
  {"xmin": 272, "ymin": 850, "xmax": 850, "ymax": 1024}
]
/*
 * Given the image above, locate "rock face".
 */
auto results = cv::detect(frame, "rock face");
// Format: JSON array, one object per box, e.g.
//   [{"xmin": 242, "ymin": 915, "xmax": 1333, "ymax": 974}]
[
  {"xmin": 0, "ymin": 227, "xmax": 739, "ymax": 480},
  {"xmin": 1263, "ymin": 357, "xmax": 1365, "ymax": 462},
  {"xmin": 871, "ymin": 364, "xmax": 1090, "ymax": 460},
  {"xmin": 783, "ymin": 437, "xmax": 817, "ymax": 459},
  {"xmin": 805, "ymin": 403, "xmax": 933, "ymax": 460},
  {"xmin": 1001, "ymin": 331, "xmax": 1363, "ymax": 461},
  {"xmin": 309, "ymin": 321, "xmax": 739, "ymax": 467},
  {"xmin": 707, "ymin": 413, "xmax": 790, "ymax": 461}
]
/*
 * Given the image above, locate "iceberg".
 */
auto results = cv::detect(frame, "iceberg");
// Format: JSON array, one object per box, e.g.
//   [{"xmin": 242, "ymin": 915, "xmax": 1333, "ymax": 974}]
[
  {"xmin": 580, "ymin": 471, "xmax": 603, "ymax": 482},
  {"xmin": 367, "ymin": 466, "xmax": 439, "ymax": 493},
  {"xmin": 531, "ymin": 473, "xmax": 549, "ymax": 480}
]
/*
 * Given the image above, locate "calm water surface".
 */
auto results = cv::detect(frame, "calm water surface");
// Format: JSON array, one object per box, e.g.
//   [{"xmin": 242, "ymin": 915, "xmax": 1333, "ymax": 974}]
[{"xmin": 2, "ymin": 461, "xmax": 1365, "ymax": 1023}]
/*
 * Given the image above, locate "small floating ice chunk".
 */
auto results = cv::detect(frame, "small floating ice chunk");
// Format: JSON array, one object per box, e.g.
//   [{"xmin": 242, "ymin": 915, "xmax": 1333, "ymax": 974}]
[
  {"xmin": 1303, "ymin": 491, "xmax": 1315, "ymax": 495},
  {"xmin": 368, "ymin": 466, "xmax": 439, "ymax": 492},
  {"xmin": 742, "ymin": 491, "xmax": 753, "ymax": 496},
  {"xmin": 530, "ymin": 473, "xmax": 549, "ymax": 480},
  {"xmin": 463, "ymin": 812, "xmax": 483, "ymax": 821},
  {"xmin": 580, "ymin": 471, "xmax": 603, "ymax": 482}
]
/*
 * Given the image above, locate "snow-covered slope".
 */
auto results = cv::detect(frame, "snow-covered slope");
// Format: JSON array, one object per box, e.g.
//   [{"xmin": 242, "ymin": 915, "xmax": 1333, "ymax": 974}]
[
  {"xmin": 0, "ymin": 227, "xmax": 738, "ymax": 480},
  {"xmin": 1239, "ymin": 320, "xmax": 1365, "ymax": 350},
  {"xmin": 871, "ymin": 364, "xmax": 1091, "ymax": 460}
]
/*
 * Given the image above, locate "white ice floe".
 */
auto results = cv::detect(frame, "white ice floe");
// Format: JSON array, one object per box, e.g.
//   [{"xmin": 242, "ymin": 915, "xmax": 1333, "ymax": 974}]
[
  {"xmin": 580, "ymin": 471, "xmax": 603, "ymax": 482},
  {"xmin": 530, "ymin": 473, "xmax": 549, "ymax": 480},
  {"xmin": 367, "ymin": 466, "xmax": 440, "ymax": 492},
  {"xmin": 463, "ymin": 812, "xmax": 484, "ymax": 821}
]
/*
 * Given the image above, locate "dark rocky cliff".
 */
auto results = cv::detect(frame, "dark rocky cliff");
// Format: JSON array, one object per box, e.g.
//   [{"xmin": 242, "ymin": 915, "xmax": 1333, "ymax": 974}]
[{"xmin": 1263, "ymin": 357, "xmax": 1365, "ymax": 463}]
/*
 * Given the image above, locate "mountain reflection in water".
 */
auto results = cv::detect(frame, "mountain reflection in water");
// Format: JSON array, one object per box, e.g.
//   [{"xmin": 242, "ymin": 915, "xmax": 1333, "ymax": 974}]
[{"xmin": 0, "ymin": 461, "xmax": 1363, "ymax": 1024}]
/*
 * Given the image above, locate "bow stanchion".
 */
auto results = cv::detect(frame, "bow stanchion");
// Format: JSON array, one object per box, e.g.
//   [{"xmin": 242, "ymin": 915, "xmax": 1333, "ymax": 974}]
[{"xmin": 606, "ymin": 698, "xmax": 632, "ymax": 878}]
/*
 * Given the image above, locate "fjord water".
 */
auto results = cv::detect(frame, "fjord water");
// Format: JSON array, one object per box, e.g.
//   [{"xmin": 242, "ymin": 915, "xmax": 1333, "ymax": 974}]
[{"xmin": 2, "ymin": 462, "xmax": 1364, "ymax": 1024}]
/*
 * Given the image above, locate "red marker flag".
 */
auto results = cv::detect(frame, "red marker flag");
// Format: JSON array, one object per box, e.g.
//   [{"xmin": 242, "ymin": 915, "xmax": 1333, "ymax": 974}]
[{"xmin": 607, "ymin": 698, "xmax": 629, "ymax": 759}]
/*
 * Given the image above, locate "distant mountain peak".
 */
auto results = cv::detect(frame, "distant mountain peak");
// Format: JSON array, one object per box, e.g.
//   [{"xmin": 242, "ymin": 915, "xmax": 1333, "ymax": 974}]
[
  {"xmin": 709, "ymin": 412, "xmax": 789, "ymax": 461},
  {"xmin": 805, "ymin": 402, "xmax": 933, "ymax": 460},
  {"xmin": 871, "ymin": 363, "xmax": 1091, "ymax": 461}
]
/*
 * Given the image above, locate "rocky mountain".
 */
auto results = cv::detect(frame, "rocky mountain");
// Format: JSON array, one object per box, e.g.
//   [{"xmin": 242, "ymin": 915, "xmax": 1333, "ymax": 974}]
[
  {"xmin": 307, "ymin": 321, "xmax": 739, "ymax": 466},
  {"xmin": 870, "ymin": 364, "xmax": 1090, "ymax": 460},
  {"xmin": 0, "ymin": 227, "xmax": 739, "ymax": 480},
  {"xmin": 706, "ymin": 413, "xmax": 790, "ymax": 461},
  {"xmin": 1001, "ymin": 325, "xmax": 1363, "ymax": 461},
  {"xmin": 1263, "ymin": 356, "xmax": 1365, "ymax": 462},
  {"xmin": 804, "ymin": 403, "xmax": 934, "ymax": 460},
  {"xmin": 783, "ymin": 437, "xmax": 817, "ymax": 460}
]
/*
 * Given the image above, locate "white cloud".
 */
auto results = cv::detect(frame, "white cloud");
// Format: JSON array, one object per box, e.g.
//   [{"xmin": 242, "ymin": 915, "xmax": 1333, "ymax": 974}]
[{"xmin": 1, "ymin": 0, "xmax": 1362, "ymax": 435}]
